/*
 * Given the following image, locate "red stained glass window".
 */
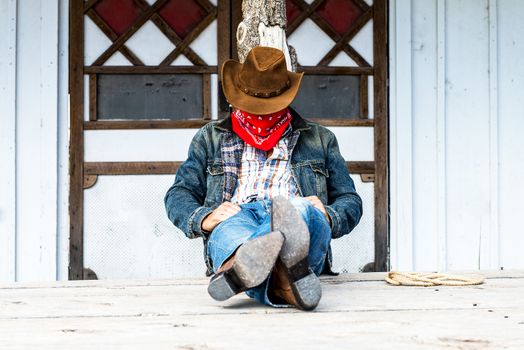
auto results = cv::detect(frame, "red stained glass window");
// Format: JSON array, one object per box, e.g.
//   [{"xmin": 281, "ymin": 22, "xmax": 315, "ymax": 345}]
[
  {"xmin": 158, "ymin": 0, "xmax": 208, "ymax": 39},
  {"xmin": 285, "ymin": 0, "xmax": 302, "ymax": 27},
  {"xmin": 316, "ymin": 0, "xmax": 362, "ymax": 35},
  {"xmin": 94, "ymin": 0, "xmax": 142, "ymax": 36}
]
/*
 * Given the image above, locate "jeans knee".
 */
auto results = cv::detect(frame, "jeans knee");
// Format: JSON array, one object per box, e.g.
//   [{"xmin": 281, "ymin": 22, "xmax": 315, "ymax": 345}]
[{"xmin": 288, "ymin": 197, "xmax": 314, "ymax": 217}]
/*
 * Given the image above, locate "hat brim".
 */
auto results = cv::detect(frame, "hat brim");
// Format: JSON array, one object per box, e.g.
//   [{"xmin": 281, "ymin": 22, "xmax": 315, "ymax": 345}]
[{"xmin": 221, "ymin": 59, "xmax": 304, "ymax": 115}]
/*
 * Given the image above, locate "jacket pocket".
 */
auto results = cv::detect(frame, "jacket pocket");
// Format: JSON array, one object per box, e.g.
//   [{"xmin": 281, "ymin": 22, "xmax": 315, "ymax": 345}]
[
  {"xmin": 293, "ymin": 161, "xmax": 329, "ymax": 203},
  {"xmin": 310, "ymin": 163, "xmax": 329, "ymax": 178},
  {"xmin": 205, "ymin": 161, "xmax": 224, "ymax": 205},
  {"xmin": 310, "ymin": 163, "xmax": 329, "ymax": 203}
]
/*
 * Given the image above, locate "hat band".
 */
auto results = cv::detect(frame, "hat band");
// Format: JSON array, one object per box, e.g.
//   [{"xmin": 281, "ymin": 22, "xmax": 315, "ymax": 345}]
[{"xmin": 236, "ymin": 78, "xmax": 291, "ymax": 98}]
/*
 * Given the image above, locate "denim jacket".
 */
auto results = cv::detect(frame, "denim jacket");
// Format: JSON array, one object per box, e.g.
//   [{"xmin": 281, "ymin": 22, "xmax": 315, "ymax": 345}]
[{"xmin": 164, "ymin": 108, "xmax": 363, "ymax": 275}]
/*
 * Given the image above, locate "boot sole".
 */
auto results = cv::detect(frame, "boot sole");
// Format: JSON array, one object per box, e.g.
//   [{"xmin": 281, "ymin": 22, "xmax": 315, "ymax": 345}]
[
  {"xmin": 271, "ymin": 196, "xmax": 322, "ymax": 310},
  {"xmin": 208, "ymin": 231, "xmax": 284, "ymax": 301}
]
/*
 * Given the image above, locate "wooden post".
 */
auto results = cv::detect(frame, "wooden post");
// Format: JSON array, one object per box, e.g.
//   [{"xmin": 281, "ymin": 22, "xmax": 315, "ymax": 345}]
[
  {"xmin": 69, "ymin": 0, "xmax": 85, "ymax": 280},
  {"xmin": 373, "ymin": 0, "xmax": 389, "ymax": 272},
  {"xmin": 237, "ymin": 0, "xmax": 297, "ymax": 71}
]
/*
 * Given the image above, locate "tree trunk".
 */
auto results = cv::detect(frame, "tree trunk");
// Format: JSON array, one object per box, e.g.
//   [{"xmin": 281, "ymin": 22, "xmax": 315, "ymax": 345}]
[{"xmin": 237, "ymin": 0, "xmax": 298, "ymax": 71}]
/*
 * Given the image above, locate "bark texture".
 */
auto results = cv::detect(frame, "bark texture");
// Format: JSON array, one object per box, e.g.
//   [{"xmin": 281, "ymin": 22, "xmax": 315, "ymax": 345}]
[{"xmin": 237, "ymin": 0, "xmax": 298, "ymax": 71}]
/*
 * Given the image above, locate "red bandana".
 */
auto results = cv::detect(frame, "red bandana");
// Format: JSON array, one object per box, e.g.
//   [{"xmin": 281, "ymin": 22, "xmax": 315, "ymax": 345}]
[{"xmin": 231, "ymin": 108, "xmax": 292, "ymax": 151}]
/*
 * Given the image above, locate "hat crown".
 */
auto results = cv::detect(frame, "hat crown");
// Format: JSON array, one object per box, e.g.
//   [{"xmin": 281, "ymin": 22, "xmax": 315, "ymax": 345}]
[
  {"xmin": 221, "ymin": 45, "xmax": 303, "ymax": 115},
  {"xmin": 237, "ymin": 47, "xmax": 290, "ymax": 98}
]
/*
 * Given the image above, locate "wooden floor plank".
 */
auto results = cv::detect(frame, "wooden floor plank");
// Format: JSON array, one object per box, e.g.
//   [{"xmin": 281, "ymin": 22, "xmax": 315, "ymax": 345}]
[
  {"xmin": 0, "ymin": 280, "xmax": 520, "ymax": 318},
  {"xmin": 0, "ymin": 271, "xmax": 523, "ymax": 349}
]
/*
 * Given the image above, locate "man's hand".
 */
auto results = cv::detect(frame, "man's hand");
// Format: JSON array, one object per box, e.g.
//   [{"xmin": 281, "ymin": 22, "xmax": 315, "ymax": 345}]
[
  {"xmin": 202, "ymin": 202, "xmax": 241, "ymax": 232},
  {"xmin": 304, "ymin": 196, "xmax": 331, "ymax": 225}
]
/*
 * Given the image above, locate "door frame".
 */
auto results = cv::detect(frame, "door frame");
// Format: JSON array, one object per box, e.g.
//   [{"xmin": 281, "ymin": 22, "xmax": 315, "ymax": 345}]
[{"xmin": 68, "ymin": 0, "xmax": 389, "ymax": 279}]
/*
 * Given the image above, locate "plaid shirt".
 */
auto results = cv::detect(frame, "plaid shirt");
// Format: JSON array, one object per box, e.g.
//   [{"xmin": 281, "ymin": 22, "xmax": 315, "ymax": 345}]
[
  {"xmin": 222, "ymin": 127, "xmax": 299, "ymax": 203},
  {"xmin": 231, "ymin": 129, "xmax": 298, "ymax": 204}
]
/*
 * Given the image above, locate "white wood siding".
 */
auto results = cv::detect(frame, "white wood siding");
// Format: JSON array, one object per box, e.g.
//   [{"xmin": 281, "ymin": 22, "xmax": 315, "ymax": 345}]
[
  {"xmin": 0, "ymin": 0, "xmax": 69, "ymax": 282},
  {"xmin": 390, "ymin": 0, "xmax": 524, "ymax": 271},
  {"xmin": 2, "ymin": 0, "xmax": 523, "ymax": 281},
  {"xmin": 498, "ymin": 0, "xmax": 524, "ymax": 269},
  {"xmin": 0, "ymin": 0, "xmax": 18, "ymax": 282}
]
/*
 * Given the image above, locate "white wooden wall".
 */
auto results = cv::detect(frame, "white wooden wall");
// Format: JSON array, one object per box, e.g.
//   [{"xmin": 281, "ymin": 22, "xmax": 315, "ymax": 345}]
[
  {"xmin": 390, "ymin": 0, "xmax": 524, "ymax": 271},
  {"xmin": 0, "ymin": 0, "xmax": 69, "ymax": 282},
  {"xmin": 2, "ymin": 0, "xmax": 524, "ymax": 282}
]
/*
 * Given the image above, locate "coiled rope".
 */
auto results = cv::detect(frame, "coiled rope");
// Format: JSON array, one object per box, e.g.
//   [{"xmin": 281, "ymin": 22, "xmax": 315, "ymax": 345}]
[{"xmin": 385, "ymin": 271, "xmax": 485, "ymax": 286}]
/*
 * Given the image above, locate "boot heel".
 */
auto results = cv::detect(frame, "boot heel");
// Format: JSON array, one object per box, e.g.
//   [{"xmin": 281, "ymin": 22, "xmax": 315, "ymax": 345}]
[
  {"xmin": 207, "ymin": 272, "xmax": 239, "ymax": 301},
  {"xmin": 207, "ymin": 231, "xmax": 285, "ymax": 302},
  {"xmin": 291, "ymin": 273, "xmax": 322, "ymax": 311}
]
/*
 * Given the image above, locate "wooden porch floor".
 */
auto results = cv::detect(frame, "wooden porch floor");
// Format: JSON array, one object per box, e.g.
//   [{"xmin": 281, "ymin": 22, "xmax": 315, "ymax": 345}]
[{"xmin": 1, "ymin": 271, "xmax": 523, "ymax": 349}]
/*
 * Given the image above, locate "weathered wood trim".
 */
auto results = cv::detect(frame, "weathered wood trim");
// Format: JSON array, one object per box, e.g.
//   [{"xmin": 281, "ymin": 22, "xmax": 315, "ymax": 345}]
[
  {"xmin": 0, "ymin": 0, "xmax": 17, "ymax": 282},
  {"xmin": 69, "ymin": 0, "xmax": 85, "ymax": 280},
  {"xmin": 83, "ymin": 118, "xmax": 373, "ymax": 130},
  {"xmin": 145, "ymin": 11, "xmax": 206, "ymax": 66},
  {"xmin": 360, "ymin": 75, "xmax": 369, "ymax": 118},
  {"xmin": 92, "ymin": 0, "xmax": 170, "ymax": 66},
  {"xmin": 352, "ymin": 0, "xmax": 371, "ymax": 12},
  {"xmin": 83, "ymin": 174, "xmax": 98, "ymax": 189},
  {"xmin": 309, "ymin": 119, "xmax": 374, "ymax": 127},
  {"xmin": 193, "ymin": 0, "xmax": 215, "ymax": 13},
  {"xmin": 83, "ymin": 0, "xmax": 101, "ymax": 13},
  {"xmin": 373, "ymin": 0, "xmax": 389, "ymax": 272},
  {"xmin": 84, "ymin": 66, "xmax": 218, "ymax": 74},
  {"xmin": 160, "ymin": 9, "xmax": 217, "ymax": 66},
  {"xmin": 83, "ymin": 161, "xmax": 374, "ymax": 175},
  {"xmin": 230, "ymin": 0, "xmax": 243, "ymax": 61},
  {"xmin": 286, "ymin": 0, "xmax": 324, "ymax": 36},
  {"xmin": 84, "ymin": 162, "xmax": 183, "ymax": 175},
  {"xmin": 86, "ymin": 66, "xmax": 369, "ymax": 76},
  {"xmin": 83, "ymin": 120, "xmax": 211, "ymax": 130},
  {"xmin": 342, "ymin": 44, "xmax": 371, "ymax": 68},
  {"xmin": 203, "ymin": 74, "xmax": 211, "ymax": 120},
  {"xmin": 83, "ymin": 267, "xmax": 98, "ymax": 280},
  {"xmin": 86, "ymin": 9, "xmax": 144, "ymax": 65},
  {"xmin": 348, "ymin": 161, "xmax": 375, "ymax": 174},
  {"xmin": 360, "ymin": 174, "xmax": 375, "ymax": 183},
  {"xmin": 88, "ymin": 74, "xmax": 97, "ymax": 121},
  {"xmin": 217, "ymin": 0, "xmax": 232, "ymax": 118},
  {"xmin": 319, "ymin": 8, "xmax": 374, "ymax": 66},
  {"xmin": 297, "ymin": 66, "xmax": 374, "ymax": 75}
]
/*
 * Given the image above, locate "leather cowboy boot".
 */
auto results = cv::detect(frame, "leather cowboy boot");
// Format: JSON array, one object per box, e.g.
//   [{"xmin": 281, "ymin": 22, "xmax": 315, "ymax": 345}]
[
  {"xmin": 271, "ymin": 196, "xmax": 322, "ymax": 310},
  {"xmin": 270, "ymin": 259, "xmax": 299, "ymax": 307},
  {"xmin": 207, "ymin": 231, "xmax": 284, "ymax": 301}
]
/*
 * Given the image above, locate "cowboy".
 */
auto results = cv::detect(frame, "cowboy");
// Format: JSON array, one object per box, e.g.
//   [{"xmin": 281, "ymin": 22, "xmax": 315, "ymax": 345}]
[{"xmin": 165, "ymin": 46, "xmax": 362, "ymax": 310}]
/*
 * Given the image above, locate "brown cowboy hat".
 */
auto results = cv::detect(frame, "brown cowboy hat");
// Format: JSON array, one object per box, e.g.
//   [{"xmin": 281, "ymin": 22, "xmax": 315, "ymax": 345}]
[{"xmin": 221, "ymin": 46, "xmax": 304, "ymax": 115}]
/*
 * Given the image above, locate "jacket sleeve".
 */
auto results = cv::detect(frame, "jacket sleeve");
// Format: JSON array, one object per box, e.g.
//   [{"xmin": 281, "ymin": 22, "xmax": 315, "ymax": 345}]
[
  {"xmin": 164, "ymin": 127, "xmax": 216, "ymax": 239},
  {"xmin": 323, "ymin": 131, "xmax": 363, "ymax": 238}
]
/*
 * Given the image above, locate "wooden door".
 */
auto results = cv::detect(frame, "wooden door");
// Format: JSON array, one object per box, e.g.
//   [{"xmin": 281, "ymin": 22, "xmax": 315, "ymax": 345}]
[{"xmin": 69, "ymin": 0, "xmax": 387, "ymax": 279}]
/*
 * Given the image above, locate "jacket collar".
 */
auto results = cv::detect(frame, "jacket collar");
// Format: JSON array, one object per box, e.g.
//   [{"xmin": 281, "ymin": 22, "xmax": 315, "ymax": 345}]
[{"xmin": 214, "ymin": 106, "xmax": 311, "ymax": 133}]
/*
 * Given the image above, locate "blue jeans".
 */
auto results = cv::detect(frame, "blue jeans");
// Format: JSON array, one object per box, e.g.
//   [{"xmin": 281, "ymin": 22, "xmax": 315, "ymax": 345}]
[{"xmin": 207, "ymin": 197, "xmax": 331, "ymax": 307}]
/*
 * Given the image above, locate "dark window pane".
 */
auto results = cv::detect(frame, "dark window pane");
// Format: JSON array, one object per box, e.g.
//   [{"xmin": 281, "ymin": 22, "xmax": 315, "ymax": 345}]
[
  {"xmin": 97, "ymin": 74, "xmax": 203, "ymax": 120},
  {"xmin": 291, "ymin": 75, "xmax": 360, "ymax": 119}
]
